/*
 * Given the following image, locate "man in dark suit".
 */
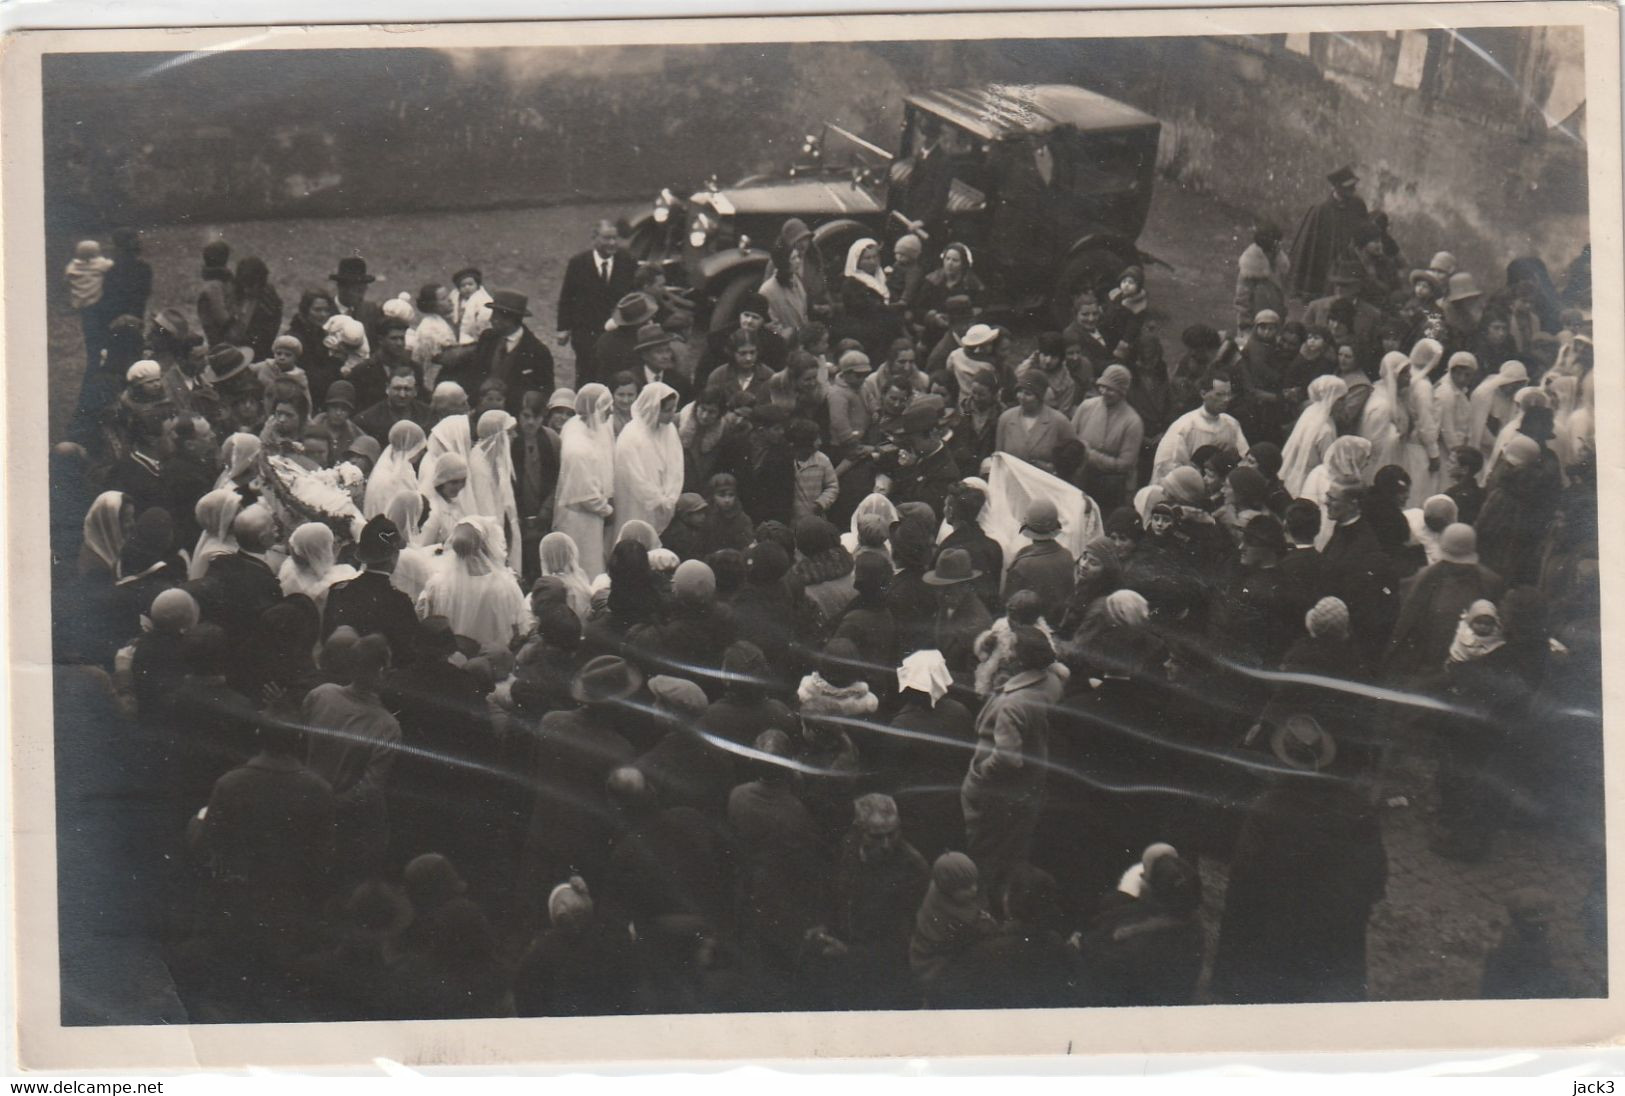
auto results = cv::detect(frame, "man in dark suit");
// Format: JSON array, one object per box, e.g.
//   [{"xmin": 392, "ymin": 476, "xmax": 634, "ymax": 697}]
[
  {"xmin": 330, "ymin": 256, "xmax": 386, "ymax": 348},
  {"xmin": 451, "ymin": 290, "xmax": 554, "ymax": 412},
  {"xmin": 594, "ymin": 292, "xmax": 658, "ymax": 387},
  {"xmin": 900, "ymin": 115, "xmax": 954, "ymax": 246},
  {"xmin": 325, "ymin": 516, "xmax": 420, "ymax": 664},
  {"xmin": 197, "ymin": 506, "xmax": 283, "ymax": 687},
  {"xmin": 557, "ymin": 220, "xmax": 636, "ymax": 389},
  {"xmin": 354, "ymin": 365, "xmax": 432, "ymax": 444},
  {"xmin": 632, "ymin": 322, "xmax": 692, "ymax": 406},
  {"xmin": 1319, "ymin": 480, "xmax": 1399, "ymax": 667}
]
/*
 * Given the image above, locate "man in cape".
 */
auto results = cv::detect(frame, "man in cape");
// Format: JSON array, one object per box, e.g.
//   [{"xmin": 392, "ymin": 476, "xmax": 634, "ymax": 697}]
[{"xmin": 1288, "ymin": 166, "xmax": 1371, "ymax": 300}]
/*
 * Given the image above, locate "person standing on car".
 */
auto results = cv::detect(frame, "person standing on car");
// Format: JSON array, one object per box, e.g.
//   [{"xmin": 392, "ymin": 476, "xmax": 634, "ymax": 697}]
[
  {"xmin": 557, "ymin": 219, "xmax": 636, "ymax": 389},
  {"xmin": 899, "ymin": 115, "xmax": 954, "ymax": 250}
]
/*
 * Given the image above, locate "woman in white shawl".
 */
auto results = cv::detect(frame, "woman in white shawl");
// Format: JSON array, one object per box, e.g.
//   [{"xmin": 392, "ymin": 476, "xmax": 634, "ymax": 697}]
[
  {"xmin": 419, "ymin": 451, "xmax": 471, "ymax": 547},
  {"xmin": 278, "ymin": 522, "xmax": 359, "ymax": 610},
  {"xmin": 1484, "ymin": 386, "xmax": 1549, "ymax": 484},
  {"xmin": 843, "ymin": 237, "xmax": 890, "ymax": 303},
  {"xmin": 384, "ymin": 489, "xmax": 438, "ymax": 602},
  {"xmin": 612, "ymin": 381, "xmax": 684, "ymax": 540},
  {"xmin": 363, "ymin": 420, "xmax": 427, "ymax": 518},
  {"xmin": 538, "ymin": 531, "xmax": 594, "ymax": 622},
  {"xmin": 467, "ymin": 408, "xmax": 522, "ymax": 571},
  {"xmin": 1399, "ymin": 339, "xmax": 1444, "ymax": 499},
  {"xmin": 1301, "ymin": 435, "xmax": 1372, "ymax": 549},
  {"xmin": 416, "ymin": 516, "xmax": 530, "ymax": 653},
  {"xmin": 1278, "ymin": 374, "xmax": 1347, "ymax": 497},
  {"xmin": 841, "ymin": 492, "xmax": 900, "ymax": 556},
  {"xmin": 189, "ymin": 488, "xmax": 242, "ymax": 580},
  {"xmin": 214, "ymin": 432, "xmax": 262, "ymax": 495},
  {"xmin": 1543, "ymin": 372, "xmax": 1584, "ymax": 471},
  {"xmin": 553, "ymin": 383, "xmax": 617, "ymax": 578},
  {"xmin": 1358, "ymin": 352, "xmax": 1411, "ymax": 482},
  {"xmin": 79, "ymin": 491, "xmax": 130, "ymax": 578},
  {"xmin": 1467, "ymin": 359, "xmax": 1529, "ymax": 458}
]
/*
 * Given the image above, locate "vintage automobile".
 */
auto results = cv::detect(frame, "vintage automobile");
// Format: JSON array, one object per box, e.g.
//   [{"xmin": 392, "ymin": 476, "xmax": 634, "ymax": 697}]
[{"xmin": 624, "ymin": 82, "xmax": 1163, "ymax": 332}]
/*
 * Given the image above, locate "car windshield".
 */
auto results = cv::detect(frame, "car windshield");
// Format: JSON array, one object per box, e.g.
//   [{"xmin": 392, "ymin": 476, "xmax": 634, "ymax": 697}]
[{"xmin": 813, "ymin": 122, "xmax": 892, "ymax": 186}]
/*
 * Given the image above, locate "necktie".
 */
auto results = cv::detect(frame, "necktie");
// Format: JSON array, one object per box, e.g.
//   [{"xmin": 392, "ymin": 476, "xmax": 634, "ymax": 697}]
[{"xmin": 600, "ymin": 256, "xmax": 611, "ymax": 285}]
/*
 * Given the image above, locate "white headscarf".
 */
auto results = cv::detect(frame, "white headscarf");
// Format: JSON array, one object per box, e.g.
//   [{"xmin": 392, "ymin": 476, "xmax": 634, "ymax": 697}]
[
  {"xmin": 843, "ymin": 237, "xmax": 890, "ymax": 302},
  {"xmin": 214, "ymin": 432, "xmax": 261, "ymax": 492},
  {"xmin": 1468, "ymin": 359, "xmax": 1529, "ymax": 454},
  {"xmin": 538, "ymin": 531, "xmax": 593, "ymax": 622},
  {"xmin": 1359, "ymin": 352, "xmax": 1411, "ymax": 480},
  {"xmin": 1485, "ymin": 386, "xmax": 1548, "ymax": 482},
  {"xmin": 418, "ymin": 412, "xmax": 473, "ymax": 497},
  {"xmin": 323, "ymin": 314, "xmax": 370, "ymax": 363},
  {"xmin": 81, "ymin": 491, "xmax": 127, "ymax": 575},
  {"xmin": 278, "ymin": 522, "xmax": 358, "ymax": 608},
  {"xmin": 842, "ymin": 492, "xmax": 900, "ymax": 555},
  {"xmin": 557, "ymin": 384, "xmax": 616, "ymax": 512},
  {"xmin": 189, "ymin": 488, "xmax": 242, "ymax": 580},
  {"xmin": 1279, "ymin": 374, "xmax": 1347, "ymax": 497},
  {"xmin": 897, "ymin": 649, "xmax": 953, "ymax": 707},
  {"xmin": 468, "ymin": 409, "xmax": 521, "ymax": 571},
  {"xmin": 415, "ymin": 517, "xmax": 530, "ymax": 653},
  {"xmin": 364, "ymin": 419, "xmax": 427, "ymax": 518},
  {"xmin": 384, "ymin": 489, "xmax": 435, "ymax": 601},
  {"xmin": 612, "ymin": 381, "xmax": 685, "ymax": 538},
  {"xmin": 1545, "ymin": 373, "xmax": 1582, "ymax": 468}
]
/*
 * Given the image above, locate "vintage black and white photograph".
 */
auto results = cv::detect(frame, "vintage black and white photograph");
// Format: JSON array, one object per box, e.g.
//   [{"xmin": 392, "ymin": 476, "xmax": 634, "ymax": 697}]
[{"xmin": 5, "ymin": 3, "xmax": 1619, "ymax": 1063}]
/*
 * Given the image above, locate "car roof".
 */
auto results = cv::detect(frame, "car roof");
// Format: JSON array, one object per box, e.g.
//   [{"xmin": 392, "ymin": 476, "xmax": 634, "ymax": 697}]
[{"xmin": 905, "ymin": 84, "xmax": 1158, "ymax": 140}]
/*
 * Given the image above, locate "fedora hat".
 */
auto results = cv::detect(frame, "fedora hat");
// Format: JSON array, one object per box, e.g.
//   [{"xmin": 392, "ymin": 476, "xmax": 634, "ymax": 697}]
[
  {"xmin": 1326, "ymin": 165, "xmax": 1359, "ymax": 187},
  {"xmin": 1019, "ymin": 498, "xmax": 1063, "ymax": 539},
  {"xmin": 960, "ymin": 323, "xmax": 999, "ymax": 349},
  {"xmin": 487, "ymin": 289, "xmax": 532, "ymax": 318},
  {"xmin": 1445, "ymin": 272, "xmax": 1482, "ymax": 303},
  {"xmin": 609, "ymin": 292, "xmax": 658, "ymax": 330},
  {"xmin": 571, "ymin": 654, "xmax": 644, "ymax": 704},
  {"xmin": 202, "ymin": 345, "xmax": 251, "ymax": 385},
  {"xmin": 329, "ymin": 256, "xmax": 377, "ymax": 285},
  {"xmin": 923, "ymin": 547, "xmax": 981, "ymax": 586},
  {"xmin": 1270, "ymin": 713, "xmax": 1337, "ymax": 772},
  {"xmin": 635, "ymin": 322, "xmax": 673, "ymax": 352}
]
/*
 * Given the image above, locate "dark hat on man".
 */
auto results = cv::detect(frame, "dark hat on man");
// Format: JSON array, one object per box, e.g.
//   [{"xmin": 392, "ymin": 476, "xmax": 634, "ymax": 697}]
[
  {"xmin": 923, "ymin": 547, "xmax": 981, "ymax": 586},
  {"xmin": 203, "ymin": 345, "xmax": 251, "ymax": 385},
  {"xmin": 571, "ymin": 654, "xmax": 644, "ymax": 704},
  {"xmin": 944, "ymin": 293, "xmax": 976, "ymax": 320},
  {"xmin": 329, "ymin": 256, "xmax": 377, "ymax": 285},
  {"xmin": 1180, "ymin": 323, "xmax": 1221, "ymax": 352},
  {"xmin": 636, "ymin": 322, "xmax": 673, "ymax": 352},
  {"xmin": 884, "ymin": 394, "xmax": 945, "ymax": 438},
  {"xmin": 1326, "ymin": 165, "xmax": 1359, "ymax": 187},
  {"xmin": 1242, "ymin": 513, "xmax": 1287, "ymax": 553},
  {"xmin": 324, "ymin": 380, "xmax": 357, "ymax": 410},
  {"xmin": 487, "ymin": 289, "xmax": 532, "ymax": 318},
  {"xmin": 748, "ymin": 402, "xmax": 792, "ymax": 427},
  {"xmin": 1271, "ymin": 713, "xmax": 1337, "ymax": 772},
  {"xmin": 610, "ymin": 292, "xmax": 657, "ymax": 329},
  {"xmin": 356, "ymin": 515, "xmax": 404, "ymax": 564},
  {"xmin": 153, "ymin": 307, "xmax": 191, "ymax": 341},
  {"xmin": 1329, "ymin": 260, "xmax": 1366, "ymax": 286},
  {"xmin": 1020, "ymin": 498, "xmax": 1063, "ymax": 539},
  {"xmin": 739, "ymin": 291, "xmax": 770, "ymax": 318}
]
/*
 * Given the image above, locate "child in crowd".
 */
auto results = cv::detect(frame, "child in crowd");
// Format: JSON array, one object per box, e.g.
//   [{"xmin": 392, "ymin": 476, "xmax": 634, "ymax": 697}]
[
  {"xmin": 971, "ymin": 588, "xmax": 1055, "ymax": 697},
  {"xmin": 452, "ymin": 266, "xmax": 493, "ymax": 347},
  {"xmin": 65, "ymin": 240, "xmax": 115, "ymax": 312},
  {"xmin": 1443, "ymin": 445, "xmax": 1486, "ymax": 525}
]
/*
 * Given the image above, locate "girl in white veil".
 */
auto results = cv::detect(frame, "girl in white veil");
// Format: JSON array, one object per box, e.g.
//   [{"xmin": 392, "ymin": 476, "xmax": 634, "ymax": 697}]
[
  {"xmin": 612, "ymin": 381, "xmax": 684, "ymax": 540},
  {"xmin": 189, "ymin": 488, "xmax": 243, "ymax": 580},
  {"xmin": 538, "ymin": 531, "xmax": 594, "ymax": 622},
  {"xmin": 467, "ymin": 408, "xmax": 522, "ymax": 571},
  {"xmin": 1359, "ymin": 352, "xmax": 1411, "ymax": 481},
  {"xmin": 1278, "ymin": 374, "xmax": 1348, "ymax": 497},
  {"xmin": 419, "ymin": 451, "xmax": 471, "ymax": 547},
  {"xmin": 417, "ymin": 411, "xmax": 473, "ymax": 499},
  {"xmin": 278, "ymin": 522, "xmax": 359, "ymax": 610},
  {"xmin": 384, "ymin": 489, "xmax": 437, "ymax": 602},
  {"xmin": 214, "ymin": 433, "xmax": 262, "ymax": 495},
  {"xmin": 1484, "ymin": 386, "xmax": 1549, "ymax": 483},
  {"xmin": 415, "ymin": 516, "xmax": 530, "ymax": 653},
  {"xmin": 553, "ymin": 383, "xmax": 617, "ymax": 579},
  {"xmin": 363, "ymin": 420, "xmax": 427, "ymax": 518}
]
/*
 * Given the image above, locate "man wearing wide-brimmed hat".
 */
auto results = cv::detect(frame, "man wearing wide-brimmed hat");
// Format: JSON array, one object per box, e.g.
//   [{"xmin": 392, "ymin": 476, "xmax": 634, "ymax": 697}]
[
  {"xmin": 1303, "ymin": 259, "xmax": 1383, "ymax": 352},
  {"xmin": 329, "ymin": 255, "xmax": 384, "ymax": 347},
  {"xmin": 1287, "ymin": 164, "xmax": 1372, "ymax": 299},
  {"xmin": 557, "ymin": 219, "xmax": 636, "ymax": 388},
  {"xmin": 634, "ymin": 322, "xmax": 691, "ymax": 405},
  {"xmin": 593, "ymin": 291, "xmax": 659, "ymax": 388},
  {"xmin": 876, "ymin": 394, "xmax": 961, "ymax": 519},
  {"xmin": 924, "ymin": 547, "xmax": 991, "ymax": 679},
  {"xmin": 448, "ymin": 288, "xmax": 554, "ymax": 413},
  {"xmin": 1003, "ymin": 498, "xmax": 1076, "ymax": 611}
]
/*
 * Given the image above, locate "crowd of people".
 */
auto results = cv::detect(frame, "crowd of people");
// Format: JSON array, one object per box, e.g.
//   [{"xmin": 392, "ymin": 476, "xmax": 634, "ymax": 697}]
[{"xmin": 48, "ymin": 162, "xmax": 1601, "ymax": 1021}]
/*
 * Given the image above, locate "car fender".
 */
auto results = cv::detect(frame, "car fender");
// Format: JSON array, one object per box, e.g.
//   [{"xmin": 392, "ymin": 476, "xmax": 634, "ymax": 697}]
[
  {"xmin": 698, "ymin": 248, "xmax": 772, "ymax": 293},
  {"xmin": 1061, "ymin": 232, "xmax": 1141, "ymax": 267},
  {"xmin": 810, "ymin": 217, "xmax": 872, "ymax": 251}
]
